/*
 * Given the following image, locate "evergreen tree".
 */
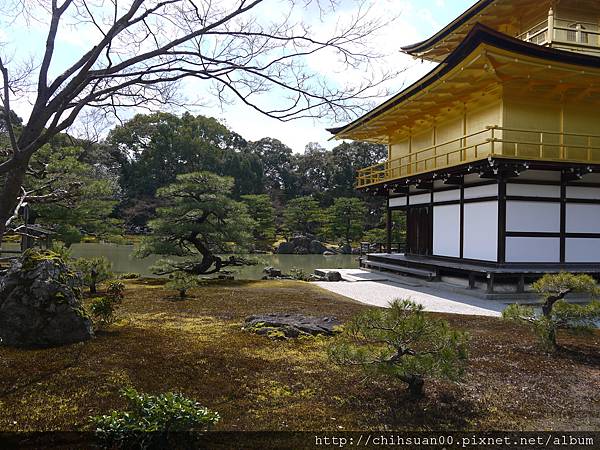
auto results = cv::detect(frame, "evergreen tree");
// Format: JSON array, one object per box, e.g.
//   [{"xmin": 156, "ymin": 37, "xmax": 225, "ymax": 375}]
[
  {"xmin": 283, "ymin": 196, "xmax": 324, "ymax": 237},
  {"xmin": 329, "ymin": 300, "xmax": 469, "ymax": 397},
  {"xmin": 241, "ymin": 194, "xmax": 276, "ymax": 250},
  {"xmin": 503, "ymin": 273, "xmax": 600, "ymax": 351},
  {"xmin": 25, "ymin": 145, "xmax": 120, "ymax": 245},
  {"xmin": 138, "ymin": 172, "xmax": 256, "ymax": 276},
  {"xmin": 326, "ymin": 198, "xmax": 366, "ymax": 245}
]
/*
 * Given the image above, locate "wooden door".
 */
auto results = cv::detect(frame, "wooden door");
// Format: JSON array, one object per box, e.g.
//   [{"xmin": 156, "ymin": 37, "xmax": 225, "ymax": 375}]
[{"xmin": 407, "ymin": 207, "xmax": 432, "ymax": 256}]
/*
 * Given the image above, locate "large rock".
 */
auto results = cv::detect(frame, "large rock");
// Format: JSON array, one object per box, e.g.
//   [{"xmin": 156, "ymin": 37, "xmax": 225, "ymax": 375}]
[
  {"xmin": 0, "ymin": 250, "xmax": 93, "ymax": 348},
  {"xmin": 276, "ymin": 241, "xmax": 296, "ymax": 254},
  {"xmin": 244, "ymin": 313, "xmax": 341, "ymax": 339},
  {"xmin": 276, "ymin": 235, "xmax": 329, "ymax": 255},
  {"xmin": 326, "ymin": 271, "xmax": 343, "ymax": 282},
  {"xmin": 339, "ymin": 243, "xmax": 353, "ymax": 255},
  {"xmin": 309, "ymin": 240, "xmax": 329, "ymax": 255}
]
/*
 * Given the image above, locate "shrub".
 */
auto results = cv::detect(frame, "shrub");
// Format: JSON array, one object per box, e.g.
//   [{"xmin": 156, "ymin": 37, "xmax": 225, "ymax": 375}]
[
  {"xmin": 74, "ymin": 257, "xmax": 113, "ymax": 294},
  {"xmin": 88, "ymin": 281, "xmax": 125, "ymax": 329},
  {"xmin": 328, "ymin": 299, "xmax": 469, "ymax": 397},
  {"xmin": 90, "ymin": 388, "xmax": 219, "ymax": 448},
  {"xmin": 165, "ymin": 272, "xmax": 200, "ymax": 299},
  {"xmin": 119, "ymin": 272, "xmax": 141, "ymax": 280},
  {"xmin": 50, "ymin": 242, "xmax": 73, "ymax": 261},
  {"xmin": 503, "ymin": 273, "xmax": 600, "ymax": 351},
  {"xmin": 106, "ymin": 281, "xmax": 125, "ymax": 302}
]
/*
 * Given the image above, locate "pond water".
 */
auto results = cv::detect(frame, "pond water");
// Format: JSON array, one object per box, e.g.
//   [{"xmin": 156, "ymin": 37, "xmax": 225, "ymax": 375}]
[{"xmin": 1, "ymin": 242, "xmax": 359, "ymax": 280}]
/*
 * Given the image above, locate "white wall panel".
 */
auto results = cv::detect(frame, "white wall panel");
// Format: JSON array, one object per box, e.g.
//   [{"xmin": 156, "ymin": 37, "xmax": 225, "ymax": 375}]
[
  {"xmin": 389, "ymin": 196, "xmax": 407, "ymax": 208},
  {"xmin": 433, "ymin": 205, "xmax": 461, "ymax": 258},
  {"xmin": 464, "ymin": 184, "xmax": 498, "ymax": 199},
  {"xmin": 433, "ymin": 189, "xmax": 460, "ymax": 203},
  {"xmin": 506, "ymin": 184, "xmax": 560, "ymax": 198},
  {"xmin": 506, "ymin": 237, "xmax": 560, "ymax": 263},
  {"xmin": 410, "ymin": 193, "xmax": 431, "ymax": 205},
  {"xmin": 506, "ymin": 201, "xmax": 560, "ymax": 233},
  {"xmin": 463, "ymin": 201, "xmax": 498, "ymax": 261},
  {"xmin": 518, "ymin": 170, "xmax": 561, "ymax": 182},
  {"xmin": 566, "ymin": 186, "xmax": 600, "ymax": 200},
  {"xmin": 566, "ymin": 204, "xmax": 600, "ymax": 233},
  {"xmin": 566, "ymin": 238, "xmax": 600, "ymax": 263}
]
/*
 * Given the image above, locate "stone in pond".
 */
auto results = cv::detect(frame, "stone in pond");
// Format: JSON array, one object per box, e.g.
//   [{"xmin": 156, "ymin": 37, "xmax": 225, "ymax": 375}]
[
  {"xmin": 244, "ymin": 313, "xmax": 341, "ymax": 339},
  {"xmin": 326, "ymin": 271, "xmax": 343, "ymax": 282}
]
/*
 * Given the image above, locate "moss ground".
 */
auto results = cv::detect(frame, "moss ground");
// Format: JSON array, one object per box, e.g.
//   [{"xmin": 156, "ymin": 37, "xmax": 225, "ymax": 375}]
[{"xmin": 0, "ymin": 279, "xmax": 598, "ymax": 432}]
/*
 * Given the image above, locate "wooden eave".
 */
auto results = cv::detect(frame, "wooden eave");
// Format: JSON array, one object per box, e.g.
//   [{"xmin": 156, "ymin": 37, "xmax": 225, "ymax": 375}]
[{"xmin": 329, "ymin": 24, "xmax": 600, "ymax": 144}]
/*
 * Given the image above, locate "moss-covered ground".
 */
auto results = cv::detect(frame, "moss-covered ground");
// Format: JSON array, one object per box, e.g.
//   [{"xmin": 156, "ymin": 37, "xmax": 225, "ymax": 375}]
[{"xmin": 0, "ymin": 279, "xmax": 598, "ymax": 432}]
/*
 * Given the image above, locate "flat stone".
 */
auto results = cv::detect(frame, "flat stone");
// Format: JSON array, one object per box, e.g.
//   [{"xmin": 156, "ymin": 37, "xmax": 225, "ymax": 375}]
[{"xmin": 244, "ymin": 313, "xmax": 341, "ymax": 338}]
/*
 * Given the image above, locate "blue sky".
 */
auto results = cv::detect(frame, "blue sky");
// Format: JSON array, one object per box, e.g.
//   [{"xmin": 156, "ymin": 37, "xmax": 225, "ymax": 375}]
[{"xmin": 0, "ymin": 0, "xmax": 477, "ymax": 152}]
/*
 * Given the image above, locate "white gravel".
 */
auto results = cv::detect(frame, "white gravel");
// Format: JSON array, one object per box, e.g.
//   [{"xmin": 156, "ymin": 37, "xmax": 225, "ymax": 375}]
[{"xmin": 314, "ymin": 270, "xmax": 505, "ymax": 317}]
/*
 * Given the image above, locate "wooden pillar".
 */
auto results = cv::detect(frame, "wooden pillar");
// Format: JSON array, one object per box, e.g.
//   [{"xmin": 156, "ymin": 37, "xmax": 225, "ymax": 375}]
[
  {"xmin": 497, "ymin": 177, "xmax": 507, "ymax": 264},
  {"xmin": 560, "ymin": 173, "xmax": 567, "ymax": 263},
  {"xmin": 517, "ymin": 275, "xmax": 525, "ymax": 294},
  {"xmin": 486, "ymin": 273, "xmax": 495, "ymax": 294},
  {"xmin": 386, "ymin": 207, "xmax": 392, "ymax": 254}
]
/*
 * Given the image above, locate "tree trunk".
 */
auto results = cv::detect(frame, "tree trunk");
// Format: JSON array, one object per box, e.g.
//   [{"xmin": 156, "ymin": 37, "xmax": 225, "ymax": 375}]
[
  {"xmin": 0, "ymin": 162, "xmax": 28, "ymax": 245},
  {"xmin": 401, "ymin": 374, "xmax": 424, "ymax": 398},
  {"xmin": 90, "ymin": 270, "xmax": 98, "ymax": 294}
]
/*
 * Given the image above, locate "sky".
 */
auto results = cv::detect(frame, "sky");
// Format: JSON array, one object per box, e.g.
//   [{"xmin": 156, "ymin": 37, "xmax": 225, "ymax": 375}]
[{"xmin": 0, "ymin": 0, "xmax": 476, "ymax": 152}]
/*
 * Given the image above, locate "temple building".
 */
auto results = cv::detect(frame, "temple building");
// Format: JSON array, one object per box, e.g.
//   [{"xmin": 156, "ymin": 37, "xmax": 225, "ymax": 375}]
[{"xmin": 329, "ymin": 0, "xmax": 600, "ymax": 293}]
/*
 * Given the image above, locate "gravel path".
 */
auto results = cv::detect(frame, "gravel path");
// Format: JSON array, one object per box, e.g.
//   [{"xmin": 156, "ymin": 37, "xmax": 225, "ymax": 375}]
[{"xmin": 314, "ymin": 270, "xmax": 506, "ymax": 317}]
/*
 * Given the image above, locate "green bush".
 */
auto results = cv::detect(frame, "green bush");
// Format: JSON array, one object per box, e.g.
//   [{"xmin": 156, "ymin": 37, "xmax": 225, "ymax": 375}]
[
  {"xmin": 328, "ymin": 299, "xmax": 469, "ymax": 397},
  {"xmin": 88, "ymin": 281, "xmax": 125, "ymax": 329},
  {"xmin": 90, "ymin": 388, "xmax": 220, "ymax": 448},
  {"xmin": 50, "ymin": 242, "xmax": 73, "ymax": 261},
  {"xmin": 503, "ymin": 273, "xmax": 600, "ymax": 351},
  {"xmin": 106, "ymin": 281, "xmax": 125, "ymax": 302},
  {"xmin": 119, "ymin": 272, "xmax": 141, "ymax": 280},
  {"xmin": 165, "ymin": 272, "xmax": 200, "ymax": 299},
  {"xmin": 74, "ymin": 257, "xmax": 113, "ymax": 294}
]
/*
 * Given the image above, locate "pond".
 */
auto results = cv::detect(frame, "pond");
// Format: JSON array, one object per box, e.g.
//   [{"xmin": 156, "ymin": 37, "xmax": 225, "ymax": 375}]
[{"xmin": 1, "ymin": 242, "xmax": 359, "ymax": 280}]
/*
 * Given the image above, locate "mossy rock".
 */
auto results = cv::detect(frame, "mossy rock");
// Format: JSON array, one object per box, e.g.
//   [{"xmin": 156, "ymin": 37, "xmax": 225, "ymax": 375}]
[
  {"xmin": 0, "ymin": 249, "xmax": 93, "ymax": 348},
  {"xmin": 243, "ymin": 313, "xmax": 341, "ymax": 340}
]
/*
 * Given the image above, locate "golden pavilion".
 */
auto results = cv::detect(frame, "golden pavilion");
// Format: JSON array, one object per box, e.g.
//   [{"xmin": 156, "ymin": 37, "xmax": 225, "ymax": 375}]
[{"xmin": 329, "ymin": 0, "xmax": 600, "ymax": 293}]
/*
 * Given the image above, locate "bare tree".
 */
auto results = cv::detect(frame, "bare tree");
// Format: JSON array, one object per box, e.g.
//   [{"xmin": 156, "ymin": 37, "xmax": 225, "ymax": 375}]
[{"xmin": 0, "ymin": 0, "xmax": 397, "ymax": 243}]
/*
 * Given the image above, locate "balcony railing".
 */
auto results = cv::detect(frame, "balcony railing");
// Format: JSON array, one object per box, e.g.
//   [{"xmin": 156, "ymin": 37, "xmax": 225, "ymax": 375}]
[
  {"xmin": 356, "ymin": 126, "xmax": 600, "ymax": 188},
  {"xmin": 517, "ymin": 14, "xmax": 600, "ymax": 50}
]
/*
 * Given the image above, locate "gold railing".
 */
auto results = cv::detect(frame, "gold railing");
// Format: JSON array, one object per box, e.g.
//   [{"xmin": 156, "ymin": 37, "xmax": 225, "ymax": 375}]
[
  {"xmin": 517, "ymin": 17, "xmax": 600, "ymax": 49},
  {"xmin": 356, "ymin": 126, "xmax": 600, "ymax": 188}
]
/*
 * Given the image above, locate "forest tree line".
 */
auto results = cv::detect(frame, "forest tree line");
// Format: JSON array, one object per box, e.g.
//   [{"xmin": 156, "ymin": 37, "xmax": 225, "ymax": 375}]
[{"xmin": 2, "ymin": 111, "xmax": 391, "ymax": 249}]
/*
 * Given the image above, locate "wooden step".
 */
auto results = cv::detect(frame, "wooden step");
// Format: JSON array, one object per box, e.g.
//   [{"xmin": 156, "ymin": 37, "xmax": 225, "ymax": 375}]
[{"xmin": 365, "ymin": 260, "xmax": 438, "ymax": 280}]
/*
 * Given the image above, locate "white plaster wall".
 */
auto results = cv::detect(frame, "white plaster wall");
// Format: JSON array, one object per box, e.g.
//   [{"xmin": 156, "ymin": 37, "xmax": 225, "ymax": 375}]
[
  {"xmin": 463, "ymin": 201, "xmax": 498, "ymax": 262},
  {"xmin": 389, "ymin": 196, "xmax": 407, "ymax": 208},
  {"xmin": 566, "ymin": 238, "xmax": 600, "ymax": 263},
  {"xmin": 464, "ymin": 184, "xmax": 498, "ymax": 200},
  {"xmin": 433, "ymin": 189, "xmax": 460, "ymax": 203},
  {"xmin": 506, "ymin": 237, "xmax": 560, "ymax": 263},
  {"xmin": 506, "ymin": 201, "xmax": 561, "ymax": 233},
  {"xmin": 566, "ymin": 186, "xmax": 600, "ymax": 200},
  {"xmin": 566, "ymin": 204, "xmax": 600, "ymax": 233},
  {"xmin": 517, "ymin": 170, "xmax": 561, "ymax": 182},
  {"xmin": 410, "ymin": 193, "xmax": 431, "ymax": 205},
  {"xmin": 433, "ymin": 205, "xmax": 461, "ymax": 258},
  {"xmin": 506, "ymin": 184, "xmax": 560, "ymax": 198}
]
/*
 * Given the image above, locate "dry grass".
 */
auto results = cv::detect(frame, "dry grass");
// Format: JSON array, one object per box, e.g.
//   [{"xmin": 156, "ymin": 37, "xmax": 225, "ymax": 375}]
[{"xmin": 0, "ymin": 279, "xmax": 598, "ymax": 432}]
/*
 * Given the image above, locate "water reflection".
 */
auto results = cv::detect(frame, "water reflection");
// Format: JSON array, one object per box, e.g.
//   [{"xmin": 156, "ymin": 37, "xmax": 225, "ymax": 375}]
[{"xmin": 2, "ymin": 243, "xmax": 359, "ymax": 280}]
